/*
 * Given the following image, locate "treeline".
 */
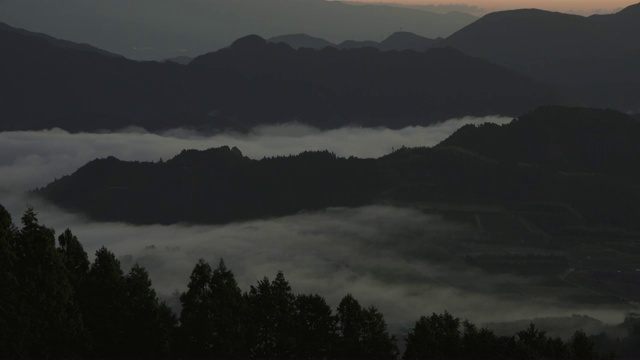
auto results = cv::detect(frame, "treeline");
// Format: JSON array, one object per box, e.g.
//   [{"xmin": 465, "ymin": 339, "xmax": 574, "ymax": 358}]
[{"xmin": 0, "ymin": 204, "xmax": 610, "ymax": 359}]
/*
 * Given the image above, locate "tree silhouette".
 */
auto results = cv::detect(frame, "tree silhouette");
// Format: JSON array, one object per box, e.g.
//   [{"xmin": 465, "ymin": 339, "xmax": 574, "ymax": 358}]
[
  {"xmin": 81, "ymin": 246, "xmax": 128, "ymax": 357},
  {"xmin": 57, "ymin": 228, "xmax": 89, "ymax": 287},
  {"xmin": 207, "ymin": 259, "xmax": 247, "ymax": 358},
  {"xmin": 292, "ymin": 294, "xmax": 338, "ymax": 359},
  {"xmin": 12, "ymin": 207, "xmax": 87, "ymax": 358},
  {"xmin": 403, "ymin": 311, "xmax": 462, "ymax": 360},
  {"xmin": 179, "ymin": 258, "xmax": 215, "ymax": 357},
  {"xmin": 335, "ymin": 294, "xmax": 398, "ymax": 359},
  {"xmin": 247, "ymin": 271, "xmax": 297, "ymax": 358}
]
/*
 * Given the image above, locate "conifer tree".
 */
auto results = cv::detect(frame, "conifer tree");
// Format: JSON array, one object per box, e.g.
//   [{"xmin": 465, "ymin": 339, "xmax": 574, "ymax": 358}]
[
  {"xmin": 179, "ymin": 258, "xmax": 214, "ymax": 357},
  {"xmin": 82, "ymin": 246, "xmax": 128, "ymax": 357},
  {"xmin": 336, "ymin": 294, "xmax": 398, "ymax": 359},
  {"xmin": 13, "ymin": 207, "xmax": 87, "ymax": 358},
  {"xmin": 247, "ymin": 271, "xmax": 296, "ymax": 358}
]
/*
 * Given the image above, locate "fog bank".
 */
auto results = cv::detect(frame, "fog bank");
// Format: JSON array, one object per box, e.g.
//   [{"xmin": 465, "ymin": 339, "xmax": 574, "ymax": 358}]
[{"xmin": 0, "ymin": 116, "xmax": 511, "ymax": 191}]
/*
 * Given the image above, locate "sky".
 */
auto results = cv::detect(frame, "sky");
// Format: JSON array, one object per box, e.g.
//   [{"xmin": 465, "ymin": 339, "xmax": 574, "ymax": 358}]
[{"xmin": 347, "ymin": 0, "xmax": 637, "ymax": 14}]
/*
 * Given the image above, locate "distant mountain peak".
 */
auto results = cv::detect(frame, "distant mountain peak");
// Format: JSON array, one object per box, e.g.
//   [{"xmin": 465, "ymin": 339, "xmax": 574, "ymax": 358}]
[
  {"xmin": 616, "ymin": 2, "xmax": 640, "ymax": 16},
  {"xmin": 268, "ymin": 33, "xmax": 333, "ymax": 49},
  {"xmin": 230, "ymin": 35, "xmax": 267, "ymax": 51}
]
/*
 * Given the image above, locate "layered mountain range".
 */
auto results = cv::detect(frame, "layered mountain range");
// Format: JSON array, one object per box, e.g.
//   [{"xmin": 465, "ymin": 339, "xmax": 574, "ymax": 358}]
[
  {"xmin": 0, "ymin": 0, "xmax": 476, "ymax": 60},
  {"xmin": 37, "ymin": 106, "xmax": 640, "ymax": 234},
  {"xmin": 268, "ymin": 31, "xmax": 439, "ymax": 52},
  {"xmin": 440, "ymin": 3, "xmax": 640, "ymax": 111},
  {"xmin": 0, "ymin": 23, "xmax": 559, "ymax": 132}
]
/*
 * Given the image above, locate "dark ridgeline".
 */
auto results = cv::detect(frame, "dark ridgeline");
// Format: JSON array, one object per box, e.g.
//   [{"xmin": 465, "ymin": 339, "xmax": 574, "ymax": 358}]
[
  {"xmin": 2, "ymin": 203, "xmax": 631, "ymax": 359},
  {"xmin": 36, "ymin": 106, "xmax": 640, "ymax": 234},
  {"xmin": 0, "ymin": 22, "xmax": 560, "ymax": 133},
  {"xmin": 440, "ymin": 2, "xmax": 640, "ymax": 111},
  {"xmin": 187, "ymin": 35, "xmax": 559, "ymax": 130},
  {"xmin": 0, "ymin": 0, "xmax": 476, "ymax": 60},
  {"xmin": 161, "ymin": 55, "xmax": 194, "ymax": 65},
  {"xmin": 268, "ymin": 33, "xmax": 335, "ymax": 50},
  {"xmin": 336, "ymin": 31, "xmax": 439, "ymax": 52},
  {"xmin": 269, "ymin": 31, "xmax": 439, "ymax": 52},
  {"xmin": 37, "ymin": 147, "xmax": 383, "ymax": 225}
]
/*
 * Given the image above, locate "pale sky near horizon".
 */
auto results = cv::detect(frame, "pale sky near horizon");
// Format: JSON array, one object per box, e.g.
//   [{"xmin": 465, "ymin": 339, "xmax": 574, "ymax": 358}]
[{"xmin": 348, "ymin": 0, "xmax": 638, "ymax": 14}]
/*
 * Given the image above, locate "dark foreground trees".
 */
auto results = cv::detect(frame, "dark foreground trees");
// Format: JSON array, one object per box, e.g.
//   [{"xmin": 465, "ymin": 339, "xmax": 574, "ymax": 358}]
[{"xmin": 0, "ymin": 204, "xmax": 612, "ymax": 359}]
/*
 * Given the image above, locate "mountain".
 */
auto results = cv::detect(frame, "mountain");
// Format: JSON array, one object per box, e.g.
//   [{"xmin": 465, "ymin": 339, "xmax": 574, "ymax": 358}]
[
  {"xmin": 161, "ymin": 56, "xmax": 193, "ymax": 65},
  {"xmin": 378, "ymin": 31, "xmax": 437, "ymax": 51},
  {"xmin": 439, "ymin": 106, "xmax": 640, "ymax": 177},
  {"xmin": 271, "ymin": 31, "xmax": 438, "ymax": 52},
  {"xmin": 0, "ymin": 25, "xmax": 561, "ymax": 132},
  {"xmin": 0, "ymin": 0, "xmax": 476, "ymax": 60},
  {"xmin": 268, "ymin": 34, "xmax": 334, "ymax": 50},
  {"xmin": 37, "ymin": 148, "xmax": 383, "ymax": 225},
  {"xmin": 440, "ymin": 3, "xmax": 640, "ymax": 111},
  {"xmin": 336, "ymin": 39, "xmax": 381, "ymax": 49},
  {"xmin": 0, "ymin": 24, "xmax": 221, "ymax": 132},
  {"xmin": 0, "ymin": 22, "xmax": 122, "ymax": 58},
  {"xmin": 187, "ymin": 35, "xmax": 560, "ymax": 128},
  {"xmin": 37, "ymin": 106, "xmax": 640, "ymax": 233}
]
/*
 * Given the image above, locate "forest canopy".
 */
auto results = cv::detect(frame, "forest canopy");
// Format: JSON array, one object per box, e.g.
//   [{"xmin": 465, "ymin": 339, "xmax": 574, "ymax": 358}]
[{"xmin": 2, "ymin": 204, "xmax": 638, "ymax": 359}]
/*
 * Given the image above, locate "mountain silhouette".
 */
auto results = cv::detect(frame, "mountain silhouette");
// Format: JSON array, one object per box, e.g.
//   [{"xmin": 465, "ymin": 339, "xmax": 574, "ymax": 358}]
[
  {"xmin": 378, "ymin": 31, "xmax": 437, "ymax": 51},
  {"xmin": 0, "ymin": 0, "xmax": 476, "ymax": 60},
  {"xmin": 161, "ymin": 55, "xmax": 193, "ymax": 65},
  {"xmin": 189, "ymin": 35, "xmax": 560, "ymax": 128},
  {"xmin": 0, "ymin": 25, "xmax": 560, "ymax": 132},
  {"xmin": 336, "ymin": 39, "xmax": 381, "ymax": 49},
  {"xmin": 36, "ymin": 106, "xmax": 640, "ymax": 233},
  {"xmin": 268, "ymin": 34, "xmax": 334, "ymax": 50},
  {"xmin": 270, "ymin": 31, "xmax": 438, "ymax": 52},
  {"xmin": 0, "ymin": 22, "xmax": 122, "ymax": 58},
  {"xmin": 440, "ymin": 3, "xmax": 640, "ymax": 111}
]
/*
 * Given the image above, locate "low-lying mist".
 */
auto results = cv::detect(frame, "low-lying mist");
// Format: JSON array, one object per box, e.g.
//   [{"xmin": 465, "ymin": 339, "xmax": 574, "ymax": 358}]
[
  {"xmin": 0, "ymin": 116, "xmax": 628, "ymax": 337},
  {"xmin": 0, "ymin": 116, "xmax": 511, "ymax": 191},
  {"xmin": 3, "ymin": 194, "xmax": 627, "ymax": 336}
]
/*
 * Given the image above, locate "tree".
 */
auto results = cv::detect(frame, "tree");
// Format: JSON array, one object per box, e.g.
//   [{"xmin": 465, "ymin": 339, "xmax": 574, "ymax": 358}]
[
  {"xmin": 123, "ymin": 263, "xmax": 177, "ymax": 358},
  {"xmin": 403, "ymin": 311, "xmax": 461, "ymax": 360},
  {"xmin": 460, "ymin": 320, "xmax": 502, "ymax": 359},
  {"xmin": 206, "ymin": 259, "xmax": 247, "ymax": 358},
  {"xmin": 292, "ymin": 294, "xmax": 337, "ymax": 359},
  {"xmin": 247, "ymin": 271, "xmax": 296, "ymax": 358},
  {"xmin": 57, "ymin": 228, "xmax": 89, "ymax": 287},
  {"xmin": 0, "ymin": 205, "xmax": 21, "ymax": 357},
  {"xmin": 570, "ymin": 330, "xmax": 597, "ymax": 360},
  {"xmin": 81, "ymin": 246, "xmax": 128, "ymax": 357},
  {"xmin": 335, "ymin": 294, "xmax": 398, "ymax": 359},
  {"xmin": 179, "ymin": 258, "xmax": 214, "ymax": 357},
  {"xmin": 11, "ymin": 207, "xmax": 87, "ymax": 358},
  {"xmin": 515, "ymin": 323, "xmax": 548, "ymax": 360}
]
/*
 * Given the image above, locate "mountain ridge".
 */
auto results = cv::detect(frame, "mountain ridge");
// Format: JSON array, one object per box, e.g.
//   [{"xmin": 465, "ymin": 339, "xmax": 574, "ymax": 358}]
[
  {"xmin": 439, "ymin": 2, "xmax": 640, "ymax": 111},
  {"xmin": 36, "ymin": 106, "xmax": 640, "ymax": 233},
  {"xmin": 0, "ymin": 24, "xmax": 560, "ymax": 132}
]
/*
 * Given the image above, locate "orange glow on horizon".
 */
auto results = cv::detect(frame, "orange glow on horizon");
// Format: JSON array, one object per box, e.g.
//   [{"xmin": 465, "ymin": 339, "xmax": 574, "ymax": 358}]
[{"xmin": 345, "ymin": 0, "xmax": 638, "ymax": 15}]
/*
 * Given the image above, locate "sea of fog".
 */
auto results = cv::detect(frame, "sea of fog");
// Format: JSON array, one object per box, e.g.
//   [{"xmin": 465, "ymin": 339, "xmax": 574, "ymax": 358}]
[{"xmin": 0, "ymin": 116, "xmax": 628, "ymax": 336}]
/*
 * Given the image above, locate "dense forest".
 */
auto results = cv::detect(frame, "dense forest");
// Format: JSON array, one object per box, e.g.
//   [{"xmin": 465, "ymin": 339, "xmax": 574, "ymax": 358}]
[
  {"xmin": 4, "ymin": 203, "xmax": 640, "ymax": 359},
  {"xmin": 37, "ymin": 106, "xmax": 640, "ymax": 234}
]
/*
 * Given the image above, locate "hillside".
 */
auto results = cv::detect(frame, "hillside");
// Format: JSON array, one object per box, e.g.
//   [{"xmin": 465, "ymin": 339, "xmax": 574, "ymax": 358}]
[
  {"xmin": 269, "ymin": 31, "xmax": 438, "ymax": 52},
  {"xmin": 0, "ymin": 0, "xmax": 476, "ymax": 60},
  {"xmin": 268, "ymin": 34, "xmax": 334, "ymax": 50},
  {"xmin": 0, "ymin": 25, "xmax": 560, "ymax": 132},
  {"xmin": 440, "ymin": 3, "xmax": 640, "ymax": 111},
  {"xmin": 188, "ymin": 35, "xmax": 560, "ymax": 128},
  {"xmin": 37, "ymin": 107, "xmax": 640, "ymax": 232}
]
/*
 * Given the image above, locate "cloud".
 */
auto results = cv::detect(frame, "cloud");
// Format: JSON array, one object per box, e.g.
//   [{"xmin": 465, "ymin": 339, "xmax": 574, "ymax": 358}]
[
  {"xmin": 0, "ymin": 116, "xmax": 628, "ymax": 338},
  {"xmin": 0, "ymin": 116, "xmax": 511, "ymax": 191},
  {"xmin": 2, "ymin": 193, "xmax": 627, "ymax": 337}
]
